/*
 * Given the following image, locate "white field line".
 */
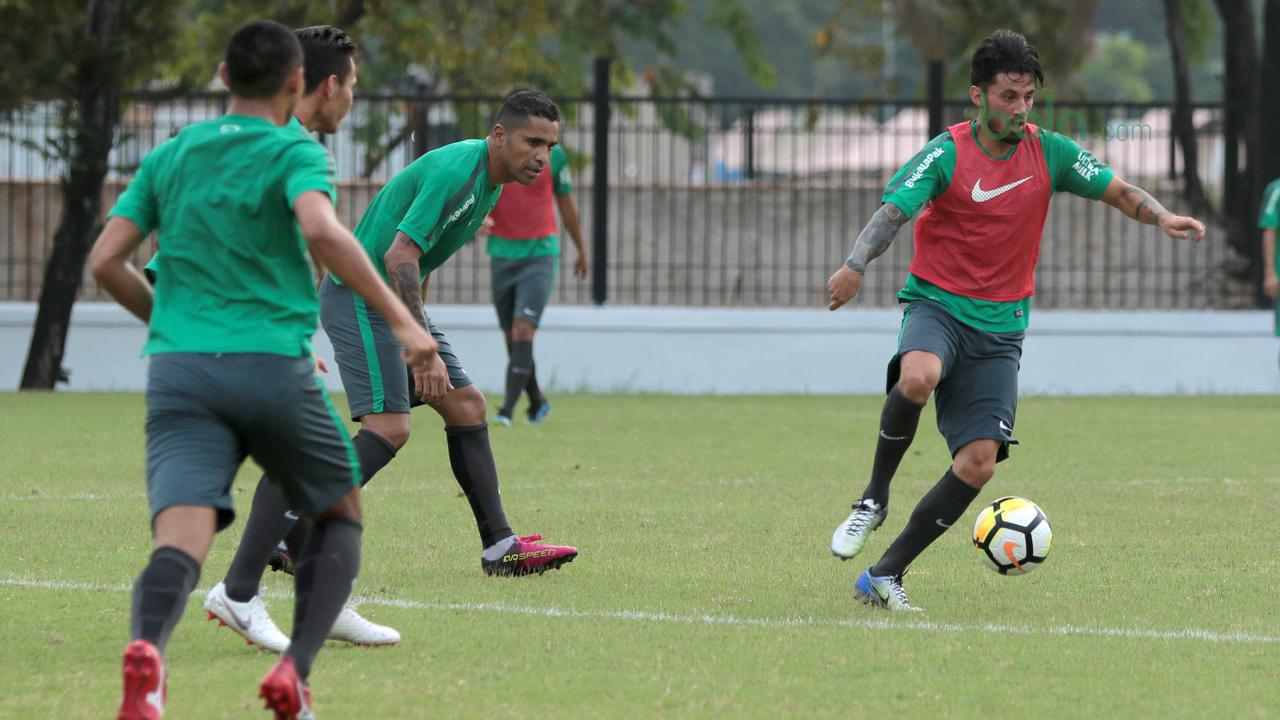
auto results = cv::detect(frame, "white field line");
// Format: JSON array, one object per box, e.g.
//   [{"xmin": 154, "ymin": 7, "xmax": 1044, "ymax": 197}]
[
  {"xmin": 1125, "ymin": 477, "xmax": 1280, "ymax": 486},
  {"xmin": 4, "ymin": 575, "xmax": 1279, "ymax": 646},
  {"xmin": 1, "ymin": 492, "xmax": 147, "ymax": 501}
]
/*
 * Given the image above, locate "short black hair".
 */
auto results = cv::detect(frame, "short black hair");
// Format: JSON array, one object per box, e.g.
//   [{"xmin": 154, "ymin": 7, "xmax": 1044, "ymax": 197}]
[
  {"xmin": 296, "ymin": 25, "xmax": 357, "ymax": 94},
  {"xmin": 495, "ymin": 89, "xmax": 560, "ymax": 130},
  {"xmin": 970, "ymin": 30, "xmax": 1045, "ymax": 90},
  {"xmin": 224, "ymin": 20, "xmax": 303, "ymax": 99}
]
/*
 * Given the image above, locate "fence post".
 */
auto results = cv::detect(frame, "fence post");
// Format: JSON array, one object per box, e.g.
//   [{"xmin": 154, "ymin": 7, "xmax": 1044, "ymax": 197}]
[
  {"xmin": 744, "ymin": 107, "xmax": 755, "ymax": 180},
  {"xmin": 592, "ymin": 56, "xmax": 610, "ymax": 306},
  {"xmin": 927, "ymin": 60, "xmax": 944, "ymax": 139}
]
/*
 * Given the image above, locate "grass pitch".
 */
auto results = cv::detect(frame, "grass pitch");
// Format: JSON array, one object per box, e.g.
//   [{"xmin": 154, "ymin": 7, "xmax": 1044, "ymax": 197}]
[{"xmin": 2, "ymin": 392, "xmax": 1278, "ymax": 718}]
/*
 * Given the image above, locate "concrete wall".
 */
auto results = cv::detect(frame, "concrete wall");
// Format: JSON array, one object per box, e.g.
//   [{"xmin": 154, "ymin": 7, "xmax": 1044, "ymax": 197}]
[{"xmin": 2, "ymin": 303, "xmax": 1276, "ymax": 396}]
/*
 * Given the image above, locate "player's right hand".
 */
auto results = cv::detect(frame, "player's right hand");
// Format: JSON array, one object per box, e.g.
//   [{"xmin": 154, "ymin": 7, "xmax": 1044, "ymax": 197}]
[
  {"xmin": 1266, "ymin": 272, "xmax": 1279, "ymax": 300},
  {"xmin": 827, "ymin": 264, "xmax": 863, "ymax": 310},
  {"xmin": 413, "ymin": 350, "xmax": 453, "ymax": 403}
]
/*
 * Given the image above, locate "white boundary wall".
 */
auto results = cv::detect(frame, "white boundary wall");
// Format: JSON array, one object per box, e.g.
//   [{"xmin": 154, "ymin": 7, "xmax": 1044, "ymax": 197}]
[{"xmin": 1, "ymin": 303, "xmax": 1276, "ymax": 395}]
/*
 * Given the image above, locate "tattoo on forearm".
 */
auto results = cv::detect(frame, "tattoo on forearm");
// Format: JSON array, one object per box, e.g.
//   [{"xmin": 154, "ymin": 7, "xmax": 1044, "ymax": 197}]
[
  {"xmin": 845, "ymin": 204, "xmax": 907, "ymax": 273},
  {"xmin": 390, "ymin": 262, "xmax": 430, "ymax": 330},
  {"xmin": 1120, "ymin": 184, "xmax": 1168, "ymax": 225}
]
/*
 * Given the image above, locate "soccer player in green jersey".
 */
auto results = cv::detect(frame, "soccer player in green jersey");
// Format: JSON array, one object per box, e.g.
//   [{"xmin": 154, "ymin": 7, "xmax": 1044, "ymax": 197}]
[
  {"xmin": 825, "ymin": 30, "xmax": 1206, "ymax": 611},
  {"xmin": 1259, "ymin": 177, "xmax": 1280, "ymax": 364},
  {"xmin": 186, "ymin": 24, "xmax": 403, "ymax": 655},
  {"xmin": 92, "ymin": 21, "xmax": 436, "ymax": 719},
  {"xmin": 214, "ymin": 89, "xmax": 579, "ymax": 648},
  {"xmin": 326, "ymin": 89, "xmax": 578, "ymax": 576}
]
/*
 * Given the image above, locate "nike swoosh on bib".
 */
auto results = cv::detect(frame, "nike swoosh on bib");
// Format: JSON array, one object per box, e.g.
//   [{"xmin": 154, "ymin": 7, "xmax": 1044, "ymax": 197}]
[{"xmin": 971, "ymin": 175, "xmax": 1033, "ymax": 202}]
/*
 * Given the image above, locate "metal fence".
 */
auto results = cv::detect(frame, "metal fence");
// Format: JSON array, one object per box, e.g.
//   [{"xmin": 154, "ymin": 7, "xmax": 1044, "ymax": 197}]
[{"xmin": 0, "ymin": 92, "xmax": 1251, "ymax": 309}]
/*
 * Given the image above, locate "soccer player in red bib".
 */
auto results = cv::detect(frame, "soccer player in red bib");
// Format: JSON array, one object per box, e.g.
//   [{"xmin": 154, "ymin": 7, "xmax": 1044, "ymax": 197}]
[
  {"xmin": 825, "ymin": 30, "xmax": 1205, "ymax": 611},
  {"xmin": 482, "ymin": 131, "xmax": 587, "ymax": 426}
]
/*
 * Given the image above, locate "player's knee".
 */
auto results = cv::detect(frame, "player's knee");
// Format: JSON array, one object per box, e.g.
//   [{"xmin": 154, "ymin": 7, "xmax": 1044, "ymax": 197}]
[
  {"xmin": 953, "ymin": 453, "xmax": 996, "ymax": 487},
  {"xmin": 511, "ymin": 319, "xmax": 536, "ymax": 342},
  {"xmin": 896, "ymin": 366, "xmax": 938, "ymax": 401},
  {"xmin": 315, "ymin": 487, "xmax": 362, "ymax": 524},
  {"xmin": 361, "ymin": 414, "xmax": 410, "ymax": 450},
  {"xmin": 457, "ymin": 386, "xmax": 489, "ymax": 425}
]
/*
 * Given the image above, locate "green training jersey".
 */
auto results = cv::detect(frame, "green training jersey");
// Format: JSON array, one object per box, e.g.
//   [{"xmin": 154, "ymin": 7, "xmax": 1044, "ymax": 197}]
[
  {"xmin": 142, "ymin": 116, "xmax": 315, "ymax": 283},
  {"xmin": 487, "ymin": 144, "xmax": 572, "ymax": 259},
  {"xmin": 1261, "ymin": 178, "xmax": 1280, "ymax": 282},
  {"xmin": 109, "ymin": 114, "xmax": 336, "ymax": 356},
  {"xmin": 1259, "ymin": 178, "xmax": 1280, "ymax": 231},
  {"xmin": 345, "ymin": 138, "xmax": 502, "ymax": 284},
  {"xmin": 882, "ymin": 123, "xmax": 1114, "ymax": 332}
]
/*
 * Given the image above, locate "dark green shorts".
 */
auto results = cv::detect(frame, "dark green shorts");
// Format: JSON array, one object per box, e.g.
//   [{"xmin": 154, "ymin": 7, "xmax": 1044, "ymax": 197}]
[
  {"xmin": 145, "ymin": 353, "xmax": 360, "ymax": 531},
  {"xmin": 888, "ymin": 300, "xmax": 1024, "ymax": 463},
  {"xmin": 320, "ymin": 276, "xmax": 472, "ymax": 420},
  {"xmin": 491, "ymin": 255, "xmax": 557, "ymax": 331}
]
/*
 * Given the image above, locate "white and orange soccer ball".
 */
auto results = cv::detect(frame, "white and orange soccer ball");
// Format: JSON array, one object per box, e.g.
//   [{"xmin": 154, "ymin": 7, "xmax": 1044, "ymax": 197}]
[{"xmin": 972, "ymin": 496, "xmax": 1052, "ymax": 575}]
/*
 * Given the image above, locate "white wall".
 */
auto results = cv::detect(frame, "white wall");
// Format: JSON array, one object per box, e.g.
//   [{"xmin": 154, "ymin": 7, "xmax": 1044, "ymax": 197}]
[{"xmin": 1, "ymin": 302, "xmax": 1277, "ymax": 395}]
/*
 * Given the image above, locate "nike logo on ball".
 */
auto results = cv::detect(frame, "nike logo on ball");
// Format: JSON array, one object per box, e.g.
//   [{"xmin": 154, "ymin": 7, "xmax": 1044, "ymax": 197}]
[{"xmin": 971, "ymin": 176, "xmax": 1032, "ymax": 202}]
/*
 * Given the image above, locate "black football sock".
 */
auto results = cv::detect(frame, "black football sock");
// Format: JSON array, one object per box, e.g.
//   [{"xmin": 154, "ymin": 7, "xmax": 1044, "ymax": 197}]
[
  {"xmin": 130, "ymin": 546, "xmax": 200, "ymax": 655},
  {"xmin": 227, "ymin": 429, "xmax": 396, "ymax": 596},
  {"xmin": 223, "ymin": 475, "xmax": 295, "ymax": 602},
  {"xmin": 445, "ymin": 423, "xmax": 514, "ymax": 548},
  {"xmin": 525, "ymin": 361, "xmax": 546, "ymax": 410},
  {"xmin": 287, "ymin": 517, "xmax": 362, "ymax": 682},
  {"xmin": 871, "ymin": 469, "xmax": 979, "ymax": 578},
  {"xmin": 499, "ymin": 341, "xmax": 534, "ymax": 417},
  {"xmin": 283, "ymin": 430, "xmax": 397, "ymax": 558},
  {"xmin": 281, "ymin": 517, "xmax": 311, "ymax": 563},
  {"xmin": 860, "ymin": 386, "xmax": 926, "ymax": 508}
]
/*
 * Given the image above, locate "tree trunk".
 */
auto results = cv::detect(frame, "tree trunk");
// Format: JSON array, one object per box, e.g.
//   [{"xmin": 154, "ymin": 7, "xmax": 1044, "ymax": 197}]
[
  {"xmin": 19, "ymin": 0, "xmax": 123, "ymax": 390},
  {"xmin": 1163, "ymin": 0, "xmax": 1214, "ymax": 216},
  {"xmin": 1213, "ymin": 0, "xmax": 1260, "ymax": 265}
]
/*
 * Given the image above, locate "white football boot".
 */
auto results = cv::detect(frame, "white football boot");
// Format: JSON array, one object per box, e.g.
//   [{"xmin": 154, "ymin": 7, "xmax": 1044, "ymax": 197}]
[
  {"xmin": 327, "ymin": 604, "xmax": 401, "ymax": 647},
  {"xmin": 854, "ymin": 568, "xmax": 924, "ymax": 613},
  {"xmin": 831, "ymin": 499, "xmax": 887, "ymax": 559},
  {"xmin": 203, "ymin": 581, "xmax": 291, "ymax": 653}
]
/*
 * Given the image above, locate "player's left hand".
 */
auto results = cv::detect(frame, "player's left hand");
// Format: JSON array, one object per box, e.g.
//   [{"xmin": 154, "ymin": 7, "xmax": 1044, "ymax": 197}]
[
  {"xmin": 1159, "ymin": 214, "xmax": 1206, "ymax": 243},
  {"xmin": 574, "ymin": 253, "xmax": 589, "ymax": 279},
  {"xmin": 312, "ymin": 353, "xmax": 329, "ymax": 374}
]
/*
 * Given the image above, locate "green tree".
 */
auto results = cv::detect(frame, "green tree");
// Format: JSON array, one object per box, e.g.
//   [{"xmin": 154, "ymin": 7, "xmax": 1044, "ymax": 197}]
[
  {"xmin": 2, "ymin": 0, "xmax": 186, "ymax": 389},
  {"xmin": 819, "ymin": 0, "xmax": 1103, "ymax": 98},
  {"xmin": 5, "ymin": 0, "xmax": 773, "ymax": 389},
  {"xmin": 1075, "ymin": 33, "xmax": 1156, "ymax": 103}
]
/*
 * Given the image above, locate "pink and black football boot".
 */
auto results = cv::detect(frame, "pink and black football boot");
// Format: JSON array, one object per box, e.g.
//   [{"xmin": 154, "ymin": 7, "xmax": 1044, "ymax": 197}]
[{"xmin": 481, "ymin": 534, "xmax": 578, "ymax": 577}]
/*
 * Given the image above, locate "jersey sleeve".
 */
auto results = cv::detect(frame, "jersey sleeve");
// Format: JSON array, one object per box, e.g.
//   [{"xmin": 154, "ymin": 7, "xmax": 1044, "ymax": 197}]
[
  {"xmin": 551, "ymin": 145, "xmax": 572, "ymax": 195},
  {"xmin": 108, "ymin": 153, "xmax": 159, "ymax": 236},
  {"xmin": 881, "ymin": 133, "xmax": 955, "ymax": 219},
  {"xmin": 1259, "ymin": 180, "xmax": 1280, "ymax": 229},
  {"xmin": 395, "ymin": 166, "xmax": 453, "ymax": 253},
  {"xmin": 284, "ymin": 140, "xmax": 337, "ymax": 208},
  {"xmin": 1042, "ymin": 130, "xmax": 1114, "ymax": 200}
]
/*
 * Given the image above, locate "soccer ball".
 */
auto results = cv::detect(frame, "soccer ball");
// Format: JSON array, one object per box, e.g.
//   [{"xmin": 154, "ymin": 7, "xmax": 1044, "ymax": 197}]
[{"xmin": 972, "ymin": 496, "xmax": 1052, "ymax": 575}]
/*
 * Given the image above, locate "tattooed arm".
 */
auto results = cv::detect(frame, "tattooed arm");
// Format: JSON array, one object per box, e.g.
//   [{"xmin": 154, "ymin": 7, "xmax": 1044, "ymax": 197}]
[
  {"xmin": 845, "ymin": 203, "xmax": 908, "ymax": 273},
  {"xmin": 384, "ymin": 232, "xmax": 430, "ymax": 329},
  {"xmin": 1101, "ymin": 177, "xmax": 1206, "ymax": 242},
  {"xmin": 827, "ymin": 203, "xmax": 909, "ymax": 310},
  {"xmin": 383, "ymin": 232, "xmax": 452, "ymax": 401}
]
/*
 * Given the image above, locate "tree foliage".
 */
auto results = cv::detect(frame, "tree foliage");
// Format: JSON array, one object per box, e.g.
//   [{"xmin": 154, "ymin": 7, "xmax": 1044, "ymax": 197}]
[{"xmin": 818, "ymin": 0, "xmax": 1102, "ymax": 97}]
